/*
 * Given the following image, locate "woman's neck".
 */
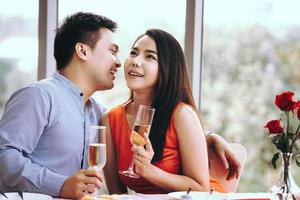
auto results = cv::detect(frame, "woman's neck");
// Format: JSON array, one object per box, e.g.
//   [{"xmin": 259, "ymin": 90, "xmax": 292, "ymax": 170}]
[
  {"xmin": 127, "ymin": 90, "xmax": 153, "ymax": 115},
  {"xmin": 133, "ymin": 90, "xmax": 152, "ymax": 107}
]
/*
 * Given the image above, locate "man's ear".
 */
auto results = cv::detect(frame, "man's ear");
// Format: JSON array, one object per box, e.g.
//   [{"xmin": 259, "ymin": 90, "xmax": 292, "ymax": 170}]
[{"xmin": 75, "ymin": 43, "xmax": 88, "ymax": 60}]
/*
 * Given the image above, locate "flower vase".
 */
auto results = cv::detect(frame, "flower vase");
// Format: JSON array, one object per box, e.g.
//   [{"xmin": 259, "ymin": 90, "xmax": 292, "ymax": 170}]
[{"xmin": 270, "ymin": 153, "xmax": 300, "ymax": 200}]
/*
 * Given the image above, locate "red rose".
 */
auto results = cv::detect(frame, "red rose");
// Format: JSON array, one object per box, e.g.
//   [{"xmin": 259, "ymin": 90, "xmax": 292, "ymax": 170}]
[
  {"xmin": 275, "ymin": 91, "xmax": 297, "ymax": 112},
  {"xmin": 264, "ymin": 120, "xmax": 283, "ymax": 134},
  {"xmin": 296, "ymin": 101, "xmax": 300, "ymax": 120}
]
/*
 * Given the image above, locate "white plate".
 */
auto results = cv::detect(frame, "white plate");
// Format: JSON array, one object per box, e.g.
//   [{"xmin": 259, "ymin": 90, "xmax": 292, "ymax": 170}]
[
  {"xmin": 82, "ymin": 194, "xmax": 132, "ymax": 200},
  {"xmin": 0, "ymin": 192, "xmax": 52, "ymax": 200},
  {"xmin": 168, "ymin": 191, "xmax": 225, "ymax": 200},
  {"xmin": 225, "ymin": 193, "xmax": 276, "ymax": 200}
]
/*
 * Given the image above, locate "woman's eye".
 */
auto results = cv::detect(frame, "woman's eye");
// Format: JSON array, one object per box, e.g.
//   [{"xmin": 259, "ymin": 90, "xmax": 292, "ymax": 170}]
[{"xmin": 146, "ymin": 55, "xmax": 156, "ymax": 60}]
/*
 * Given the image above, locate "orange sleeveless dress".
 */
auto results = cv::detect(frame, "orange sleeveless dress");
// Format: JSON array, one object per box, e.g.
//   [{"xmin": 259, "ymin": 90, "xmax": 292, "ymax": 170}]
[{"xmin": 108, "ymin": 103, "xmax": 225, "ymax": 193}]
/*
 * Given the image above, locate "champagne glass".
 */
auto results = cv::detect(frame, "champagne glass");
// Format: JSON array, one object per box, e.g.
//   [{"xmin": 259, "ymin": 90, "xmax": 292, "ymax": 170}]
[
  {"xmin": 88, "ymin": 126, "xmax": 106, "ymax": 195},
  {"xmin": 119, "ymin": 105, "xmax": 155, "ymax": 178}
]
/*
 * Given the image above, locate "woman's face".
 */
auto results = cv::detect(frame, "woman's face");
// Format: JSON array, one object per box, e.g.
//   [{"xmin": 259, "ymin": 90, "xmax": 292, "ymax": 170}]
[{"xmin": 124, "ymin": 35, "xmax": 159, "ymax": 93}]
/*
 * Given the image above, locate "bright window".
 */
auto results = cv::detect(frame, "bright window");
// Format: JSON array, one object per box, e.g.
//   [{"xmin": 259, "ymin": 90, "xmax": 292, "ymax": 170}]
[
  {"xmin": 202, "ymin": 0, "xmax": 300, "ymax": 192},
  {"xmin": 0, "ymin": 0, "xmax": 38, "ymax": 115}
]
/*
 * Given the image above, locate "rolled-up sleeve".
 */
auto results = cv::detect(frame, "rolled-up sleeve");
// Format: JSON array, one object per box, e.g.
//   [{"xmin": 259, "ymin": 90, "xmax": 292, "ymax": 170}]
[{"xmin": 0, "ymin": 85, "xmax": 67, "ymax": 196}]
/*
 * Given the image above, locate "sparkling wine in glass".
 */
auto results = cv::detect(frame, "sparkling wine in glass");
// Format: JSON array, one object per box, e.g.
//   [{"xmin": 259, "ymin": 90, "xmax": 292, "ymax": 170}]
[
  {"xmin": 88, "ymin": 143, "xmax": 106, "ymax": 169},
  {"xmin": 119, "ymin": 105, "xmax": 155, "ymax": 178},
  {"xmin": 88, "ymin": 125, "xmax": 106, "ymax": 195},
  {"xmin": 88, "ymin": 126, "xmax": 106, "ymax": 170}
]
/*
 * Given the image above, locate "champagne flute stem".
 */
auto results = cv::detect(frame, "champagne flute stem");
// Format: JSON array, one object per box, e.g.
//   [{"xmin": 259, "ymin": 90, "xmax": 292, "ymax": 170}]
[{"xmin": 128, "ymin": 158, "xmax": 135, "ymax": 173}]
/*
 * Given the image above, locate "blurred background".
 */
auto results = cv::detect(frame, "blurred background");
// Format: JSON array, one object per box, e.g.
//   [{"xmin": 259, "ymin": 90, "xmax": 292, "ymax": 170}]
[{"xmin": 0, "ymin": 0, "xmax": 299, "ymax": 192}]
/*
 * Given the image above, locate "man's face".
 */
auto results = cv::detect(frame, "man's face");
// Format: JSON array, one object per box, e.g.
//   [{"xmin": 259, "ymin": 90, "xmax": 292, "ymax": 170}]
[{"xmin": 86, "ymin": 28, "xmax": 121, "ymax": 91}]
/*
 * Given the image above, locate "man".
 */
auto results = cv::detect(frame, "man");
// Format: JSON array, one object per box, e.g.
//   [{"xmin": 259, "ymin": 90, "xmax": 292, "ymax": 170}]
[
  {"xmin": 0, "ymin": 12, "xmax": 120, "ymax": 199},
  {"xmin": 0, "ymin": 12, "xmax": 240, "ymax": 199}
]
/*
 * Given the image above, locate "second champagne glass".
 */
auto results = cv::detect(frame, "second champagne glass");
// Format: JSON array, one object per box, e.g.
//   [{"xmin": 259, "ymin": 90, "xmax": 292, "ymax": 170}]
[
  {"xmin": 119, "ymin": 105, "xmax": 155, "ymax": 178},
  {"xmin": 88, "ymin": 126, "xmax": 106, "ymax": 170},
  {"xmin": 88, "ymin": 126, "xmax": 106, "ymax": 195}
]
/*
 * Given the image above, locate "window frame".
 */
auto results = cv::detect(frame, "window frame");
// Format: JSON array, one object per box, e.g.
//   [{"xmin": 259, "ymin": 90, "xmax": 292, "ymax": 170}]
[
  {"xmin": 38, "ymin": 0, "xmax": 58, "ymax": 80},
  {"xmin": 185, "ymin": 0, "xmax": 204, "ymax": 109}
]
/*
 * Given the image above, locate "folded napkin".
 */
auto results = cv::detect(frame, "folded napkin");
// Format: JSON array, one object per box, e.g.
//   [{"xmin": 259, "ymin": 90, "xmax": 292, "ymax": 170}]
[
  {"xmin": 0, "ymin": 192, "xmax": 51, "ymax": 200},
  {"xmin": 0, "ymin": 191, "xmax": 7, "ymax": 199}
]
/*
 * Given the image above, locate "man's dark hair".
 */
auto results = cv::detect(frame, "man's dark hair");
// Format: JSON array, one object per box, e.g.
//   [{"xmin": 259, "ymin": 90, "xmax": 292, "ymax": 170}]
[{"xmin": 54, "ymin": 12, "xmax": 117, "ymax": 70}]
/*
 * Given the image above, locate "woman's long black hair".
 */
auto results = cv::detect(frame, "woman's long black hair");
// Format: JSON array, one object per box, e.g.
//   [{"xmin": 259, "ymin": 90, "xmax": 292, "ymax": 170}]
[{"xmin": 128, "ymin": 29, "xmax": 197, "ymax": 162}]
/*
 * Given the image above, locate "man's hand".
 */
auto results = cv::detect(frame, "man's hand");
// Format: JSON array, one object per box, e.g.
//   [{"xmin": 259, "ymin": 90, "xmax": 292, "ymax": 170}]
[
  {"xmin": 59, "ymin": 169, "xmax": 103, "ymax": 199},
  {"xmin": 207, "ymin": 133, "xmax": 241, "ymax": 180}
]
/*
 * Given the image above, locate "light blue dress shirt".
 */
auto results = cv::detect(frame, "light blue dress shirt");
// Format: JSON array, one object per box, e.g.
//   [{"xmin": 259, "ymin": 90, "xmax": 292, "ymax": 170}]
[{"xmin": 0, "ymin": 73, "xmax": 106, "ymax": 197}]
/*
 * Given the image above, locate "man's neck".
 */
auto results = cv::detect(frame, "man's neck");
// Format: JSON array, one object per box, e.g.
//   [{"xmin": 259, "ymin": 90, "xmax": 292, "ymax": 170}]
[{"xmin": 59, "ymin": 65, "xmax": 94, "ymax": 105}]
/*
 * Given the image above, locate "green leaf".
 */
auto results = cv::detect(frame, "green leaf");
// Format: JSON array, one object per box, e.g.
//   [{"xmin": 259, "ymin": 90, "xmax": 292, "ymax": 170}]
[
  {"xmin": 276, "ymin": 135, "xmax": 288, "ymax": 152},
  {"xmin": 272, "ymin": 152, "xmax": 280, "ymax": 169},
  {"xmin": 296, "ymin": 158, "xmax": 300, "ymax": 167}
]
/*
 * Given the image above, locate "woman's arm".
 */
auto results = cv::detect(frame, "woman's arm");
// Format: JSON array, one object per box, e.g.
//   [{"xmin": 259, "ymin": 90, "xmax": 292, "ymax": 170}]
[
  {"xmin": 132, "ymin": 106, "xmax": 210, "ymax": 192},
  {"xmin": 101, "ymin": 112, "xmax": 127, "ymax": 194}
]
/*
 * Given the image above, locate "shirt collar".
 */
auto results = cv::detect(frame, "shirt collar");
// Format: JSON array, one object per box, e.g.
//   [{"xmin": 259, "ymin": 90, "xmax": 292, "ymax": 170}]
[{"xmin": 53, "ymin": 73, "xmax": 83, "ymax": 97}]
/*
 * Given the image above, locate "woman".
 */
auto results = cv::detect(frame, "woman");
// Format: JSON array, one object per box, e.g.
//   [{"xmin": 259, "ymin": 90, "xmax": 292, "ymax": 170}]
[{"xmin": 102, "ymin": 29, "xmax": 229, "ymax": 194}]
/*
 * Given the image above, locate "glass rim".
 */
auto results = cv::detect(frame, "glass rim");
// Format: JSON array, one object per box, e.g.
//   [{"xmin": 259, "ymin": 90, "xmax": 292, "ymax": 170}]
[
  {"xmin": 139, "ymin": 105, "xmax": 155, "ymax": 111},
  {"xmin": 89, "ymin": 125, "xmax": 106, "ymax": 130}
]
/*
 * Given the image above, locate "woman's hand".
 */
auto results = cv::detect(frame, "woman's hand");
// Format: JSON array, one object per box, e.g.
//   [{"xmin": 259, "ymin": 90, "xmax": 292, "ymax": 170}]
[
  {"xmin": 132, "ymin": 132, "xmax": 155, "ymax": 178},
  {"xmin": 207, "ymin": 133, "xmax": 241, "ymax": 180}
]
